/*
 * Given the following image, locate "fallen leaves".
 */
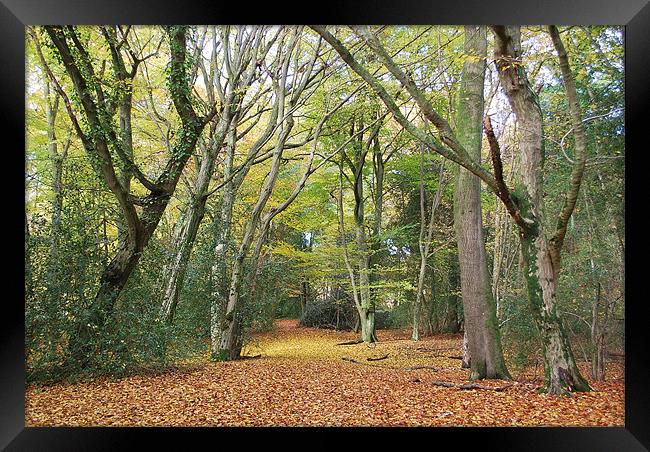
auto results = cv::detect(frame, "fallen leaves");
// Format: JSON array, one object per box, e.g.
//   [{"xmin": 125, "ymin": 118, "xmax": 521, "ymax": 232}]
[{"xmin": 25, "ymin": 319, "xmax": 624, "ymax": 427}]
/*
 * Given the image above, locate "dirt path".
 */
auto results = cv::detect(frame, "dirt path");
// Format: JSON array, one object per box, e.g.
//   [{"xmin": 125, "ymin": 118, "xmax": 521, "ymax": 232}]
[{"xmin": 25, "ymin": 321, "xmax": 624, "ymax": 426}]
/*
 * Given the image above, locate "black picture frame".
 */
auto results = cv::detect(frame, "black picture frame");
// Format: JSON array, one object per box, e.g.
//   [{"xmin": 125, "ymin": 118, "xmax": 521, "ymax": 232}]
[{"xmin": 3, "ymin": 0, "xmax": 647, "ymax": 449}]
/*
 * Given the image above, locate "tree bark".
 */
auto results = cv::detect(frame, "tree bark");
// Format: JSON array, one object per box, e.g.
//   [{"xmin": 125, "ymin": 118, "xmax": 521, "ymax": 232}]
[
  {"xmin": 454, "ymin": 25, "xmax": 510, "ymax": 380},
  {"xmin": 492, "ymin": 25, "xmax": 590, "ymax": 394}
]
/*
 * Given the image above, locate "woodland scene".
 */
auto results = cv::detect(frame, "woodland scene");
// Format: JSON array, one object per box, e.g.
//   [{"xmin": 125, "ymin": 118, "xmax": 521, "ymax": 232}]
[{"xmin": 25, "ymin": 25, "xmax": 624, "ymax": 426}]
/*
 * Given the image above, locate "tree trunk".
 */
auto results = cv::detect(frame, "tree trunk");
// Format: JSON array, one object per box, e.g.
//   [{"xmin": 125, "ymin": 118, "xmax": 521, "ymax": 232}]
[
  {"xmin": 159, "ymin": 118, "xmax": 230, "ymax": 324},
  {"xmin": 43, "ymin": 26, "xmax": 207, "ymax": 369},
  {"xmin": 209, "ymin": 122, "xmax": 242, "ymax": 355},
  {"xmin": 67, "ymin": 233, "xmax": 143, "ymax": 368},
  {"xmin": 519, "ymin": 231, "xmax": 591, "ymax": 393},
  {"xmin": 492, "ymin": 25, "xmax": 590, "ymax": 394},
  {"xmin": 352, "ymin": 118, "xmax": 376, "ymax": 343},
  {"xmin": 158, "ymin": 195, "xmax": 206, "ymax": 323},
  {"xmin": 454, "ymin": 25, "xmax": 510, "ymax": 380}
]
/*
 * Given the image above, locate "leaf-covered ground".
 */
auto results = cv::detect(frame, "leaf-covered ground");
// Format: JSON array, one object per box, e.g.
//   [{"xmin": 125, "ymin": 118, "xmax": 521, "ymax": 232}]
[{"xmin": 25, "ymin": 320, "xmax": 624, "ymax": 426}]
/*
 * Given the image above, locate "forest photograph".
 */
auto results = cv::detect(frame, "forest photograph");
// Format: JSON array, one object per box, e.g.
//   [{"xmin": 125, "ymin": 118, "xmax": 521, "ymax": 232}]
[{"xmin": 24, "ymin": 24, "xmax": 625, "ymax": 427}]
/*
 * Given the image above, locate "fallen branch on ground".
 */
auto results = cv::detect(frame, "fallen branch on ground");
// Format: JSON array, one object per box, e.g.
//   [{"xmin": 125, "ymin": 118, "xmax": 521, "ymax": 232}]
[
  {"xmin": 341, "ymin": 357, "xmax": 440, "ymax": 372},
  {"xmin": 431, "ymin": 380, "xmax": 514, "ymax": 391},
  {"xmin": 367, "ymin": 354, "xmax": 389, "ymax": 361},
  {"xmin": 336, "ymin": 340, "xmax": 364, "ymax": 346},
  {"xmin": 405, "ymin": 365, "xmax": 440, "ymax": 371}
]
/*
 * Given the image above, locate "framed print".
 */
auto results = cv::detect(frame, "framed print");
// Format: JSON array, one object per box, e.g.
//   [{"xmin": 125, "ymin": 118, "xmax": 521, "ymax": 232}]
[{"xmin": 3, "ymin": 0, "xmax": 648, "ymax": 449}]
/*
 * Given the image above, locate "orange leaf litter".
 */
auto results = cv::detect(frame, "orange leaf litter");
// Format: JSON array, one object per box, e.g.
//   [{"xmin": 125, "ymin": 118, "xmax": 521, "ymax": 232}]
[{"xmin": 25, "ymin": 320, "xmax": 624, "ymax": 427}]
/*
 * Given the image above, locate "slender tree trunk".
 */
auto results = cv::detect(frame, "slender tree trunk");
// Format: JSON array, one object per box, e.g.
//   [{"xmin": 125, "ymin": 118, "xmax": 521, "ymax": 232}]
[
  {"xmin": 210, "ymin": 129, "xmax": 238, "ymax": 356},
  {"xmin": 413, "ymin": 145, "xmax": 446, "ymax": 340},
  {"xmin": 158, "ymin": 195, "xmax": 206, "ymax": 322},
  {"xmin": 214, "ymin": 28, "xmax": 313, "ymax": 359},
  {"xmin": 518, "ymin": 230, "xmax": 590, "ymax": 393},
  {"xmin": 351, "ymin": 119, "xmax": 376, "ymax": 343},
  {"xmin": 337, "ymin": 156, "xmax": 364, "ymax": 338},
  {"xmin": 216, "ymin": 112, "xmax": 295, "ymax": 360},
  {"xmin": 44, "ymin": 79, "xmax": 65, "ymax": 266},
  {"xmin": 159, "ymin": 118, "xmax": 230, "ymax": 324},
  {"xmin": 454, "ymin": 25, "xmax": 510, "ymax": 380}
]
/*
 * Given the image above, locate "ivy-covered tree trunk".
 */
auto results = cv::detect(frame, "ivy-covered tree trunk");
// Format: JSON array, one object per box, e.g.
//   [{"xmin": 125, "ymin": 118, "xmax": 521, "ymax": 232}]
[
  {"xmin": 44, "ymin": 25, "xmax": 206, "ymax": 369},
  {"xmin": 454, "ymin": 25, "xmax": 510, "ymax": 380},
  {"xmin": 518, "ymin": 226, "xmax": 591, "ymax": 393},
  {"xmin": 492, "ymin": 25, "xmax": 590, "ymax": 394}
]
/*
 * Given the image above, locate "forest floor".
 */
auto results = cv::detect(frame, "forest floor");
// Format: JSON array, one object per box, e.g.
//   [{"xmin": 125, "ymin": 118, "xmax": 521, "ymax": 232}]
[{"xmin": 25, "ymin": 319, "xmax": 624, "ymax": 427}]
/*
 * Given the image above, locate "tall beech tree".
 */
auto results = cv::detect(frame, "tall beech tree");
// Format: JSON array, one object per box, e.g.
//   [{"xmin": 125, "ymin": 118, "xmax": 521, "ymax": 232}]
[
  {"xmin": 453, "ymin": 25, "xmax": 510, "ymax": 380},
  {"xmin": 216, "ymin": 27, "xmax": 324, "ymax": 360},
  {"xmin": 488, "ymin": 25, "xmax": 591, "ymax": 393},
  {"xmin": 159, "ymin": 25, "xmax": 274, "ymax": 324}
]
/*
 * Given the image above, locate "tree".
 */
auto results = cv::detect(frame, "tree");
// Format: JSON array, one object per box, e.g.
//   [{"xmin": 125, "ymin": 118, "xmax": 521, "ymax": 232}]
[
  {"xmin": 453, "ymin": 25, "xmax": 510, "ymax": 379},
  {"xmin": 41, "ymin": 25, "xmax": 211, "ymax": 368},
  {"xmin": 216, "ymin": 26, "xmax": 323, "ymax": 360},
  {"xmin": 488, "ymin": 25, "xmax": 590, "ymax": 393},
  {"xmin": 159, "ymin": 25, "xmax": 272, "ymax": 324},
  {"xmin": 412, "ymin": 140, "xmax": 447, "ymax": 341}
]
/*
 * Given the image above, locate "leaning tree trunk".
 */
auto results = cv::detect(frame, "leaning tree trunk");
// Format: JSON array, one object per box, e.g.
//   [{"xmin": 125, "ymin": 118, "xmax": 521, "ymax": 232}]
[
  {"xmin": 493, "ymin": 25, "xmax": 590, "ymax": 394},
  {"xmin": 158, "ymin": 194, "xmax": 207, "ymax": 323},
  {"xmin": 159, "ymin": 118, "xmax": 230, "ymax": 324},
  {"xmin": 42, "ymin": 26, "xmax": 207, "ymax": 369},
  {"xmin": 454, "ymin": 25, "xmax": 510, "ymax": 380}
]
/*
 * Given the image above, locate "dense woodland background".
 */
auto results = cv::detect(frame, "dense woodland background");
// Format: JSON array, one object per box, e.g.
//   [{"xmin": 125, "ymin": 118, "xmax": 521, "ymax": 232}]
[{"xmin": 25, "ymin": 25, "xmax": 624, "ymax": 397}]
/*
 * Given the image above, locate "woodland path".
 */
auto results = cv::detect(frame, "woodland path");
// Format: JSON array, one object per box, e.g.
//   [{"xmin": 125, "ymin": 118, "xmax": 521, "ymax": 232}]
[{"xmin": 26, "ymin": 320, "xmax": 624, "ymax": 426}]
